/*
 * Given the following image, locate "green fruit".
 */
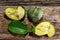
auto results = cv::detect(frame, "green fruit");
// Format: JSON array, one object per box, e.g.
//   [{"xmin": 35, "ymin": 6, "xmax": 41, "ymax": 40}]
[
  {"xmin": 8, "ymin": 21, "xmax": 28, "ymax": 35},
  {"xmin": 28, "ymin": 7, "xmax": 43, "ymax": 23},
  {"xmin": 35, "ymin": 22, "xmax": 55, "ymax": 37},
  {"xmin": 5, "ymin": 6, "xmax": 25, "ymax": 20}
]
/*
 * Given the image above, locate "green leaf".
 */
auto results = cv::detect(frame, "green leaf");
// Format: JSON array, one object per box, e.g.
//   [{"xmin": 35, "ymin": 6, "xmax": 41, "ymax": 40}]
[{"xmin": 8, "ymin": 21, "xmax": 28, "ymax": 35}]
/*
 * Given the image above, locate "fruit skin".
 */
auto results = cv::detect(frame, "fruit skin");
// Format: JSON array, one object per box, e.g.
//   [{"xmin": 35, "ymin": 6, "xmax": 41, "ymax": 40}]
[
  {"xmin": 34, "ymin": 22, "xmax": 55, "ymax": 37},
  {"xmin": 5, "ymin": 6, "xmax": 25, "ymax": 20},
  {"xmin": 28, "ymin": 7, "xmax": 43, "ymax": 23}
]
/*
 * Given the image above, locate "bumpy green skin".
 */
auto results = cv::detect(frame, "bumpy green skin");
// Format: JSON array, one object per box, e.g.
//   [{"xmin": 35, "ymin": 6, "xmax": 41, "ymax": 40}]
[{"xmin": 28, "ymin": 7, "xmax": 43, "ymax": 23}]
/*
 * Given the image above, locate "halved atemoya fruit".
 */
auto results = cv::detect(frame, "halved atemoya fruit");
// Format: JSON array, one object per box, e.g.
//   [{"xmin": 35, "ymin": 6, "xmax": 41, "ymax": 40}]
[
  {"xmin": 5, "ymin": 6, "xmax": 25, "ymax": 20},
  {"xmin": 35, "ymin": 22, "xmax": 55, "ymax": 37}
]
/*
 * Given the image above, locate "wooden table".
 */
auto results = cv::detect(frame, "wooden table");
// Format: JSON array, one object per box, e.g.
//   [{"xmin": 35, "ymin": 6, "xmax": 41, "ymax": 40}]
[
  {"xmin": 0, "ymin": 6, "xmax": 60, "ymax": 40},
  {"xmin": 0, "ymin": 0, "xmax": 60, "ymax": 5}
]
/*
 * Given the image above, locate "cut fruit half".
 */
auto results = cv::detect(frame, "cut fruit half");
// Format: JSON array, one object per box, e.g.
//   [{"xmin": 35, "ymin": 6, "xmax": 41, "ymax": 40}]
[
  {"xmin": 35, "ymin": 22, "xmax": 55, "ymax": 37},
  {"xmin": 5, "ymin": 6, "xmax": 25, "ymax": 20}
]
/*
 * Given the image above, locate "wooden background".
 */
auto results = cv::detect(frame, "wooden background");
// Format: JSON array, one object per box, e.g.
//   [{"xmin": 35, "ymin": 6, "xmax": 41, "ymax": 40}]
[
  {"xmin": 0, "ymin": 0, "xmax": 60, "ymax": 5},
  {"xmin": 0, "ymin": 6, "xmax": 60, "ymax": 40},
  {"xmin": 0, "ymin": 0, "xmax": 60, "ymax": 40}
]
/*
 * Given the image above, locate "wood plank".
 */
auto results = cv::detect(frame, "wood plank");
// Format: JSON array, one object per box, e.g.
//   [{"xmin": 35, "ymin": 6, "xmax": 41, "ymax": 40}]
[
  {"xmin": 0, "ymin": 6, "xmax": 60, "ymax": 40},
  {"xmin": 0, "ymin": 0, "xmax": 60, "ymax": 5}
]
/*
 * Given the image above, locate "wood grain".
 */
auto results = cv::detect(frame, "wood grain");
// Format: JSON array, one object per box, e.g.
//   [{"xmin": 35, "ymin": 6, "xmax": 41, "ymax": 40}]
[
  {"xmin": 0, "ymin": 0, "xmax": 60, "ymax": 6},
  {"xmin": 0, "ymin": 6, "xmax": 60, "ymax": 40}
]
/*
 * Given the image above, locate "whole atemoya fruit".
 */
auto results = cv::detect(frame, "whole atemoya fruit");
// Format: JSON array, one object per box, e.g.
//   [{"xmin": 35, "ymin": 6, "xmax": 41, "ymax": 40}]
[{"xmin": 28, "ymin": 7, "xmax": 43, "ymax": 23}]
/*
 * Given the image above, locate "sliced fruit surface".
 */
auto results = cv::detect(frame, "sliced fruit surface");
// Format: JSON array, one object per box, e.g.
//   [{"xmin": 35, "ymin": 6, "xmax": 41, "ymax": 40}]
[
  {"xmin": 35, "ymin": 22, "xmax": 55, "ymax": 37},
  {"xmin": 35, "ymin": 22, "xmax": 49, "ymax": 36},
  {"xmin": 5, "ymin": 6, "xmax": 25, "ymax": 20}
]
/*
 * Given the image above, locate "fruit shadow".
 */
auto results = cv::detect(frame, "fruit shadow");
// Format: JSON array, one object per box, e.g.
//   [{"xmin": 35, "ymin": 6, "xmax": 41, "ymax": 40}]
[
  {"xmin": 4, "ymin": 14, "xmax": 12, "ymax": 21},
  {"xmin": 29, "ymin": 32, "xmax": 48, "ymax": 38}
]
